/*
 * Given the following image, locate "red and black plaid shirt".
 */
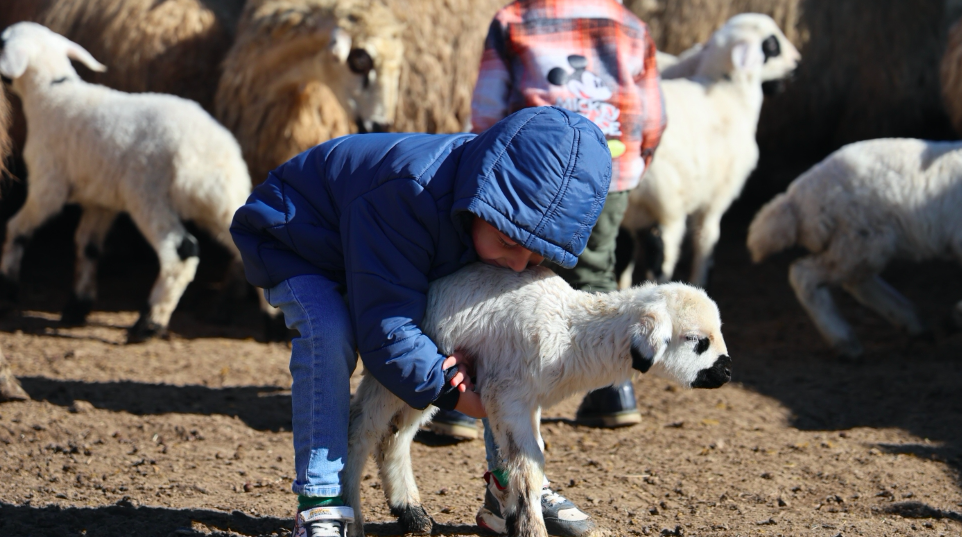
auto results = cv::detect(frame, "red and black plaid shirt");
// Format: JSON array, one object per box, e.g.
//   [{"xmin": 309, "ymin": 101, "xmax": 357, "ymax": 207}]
[{"xmin": 471, "ymin": 0, "xmax": 666, "ymax": 192}]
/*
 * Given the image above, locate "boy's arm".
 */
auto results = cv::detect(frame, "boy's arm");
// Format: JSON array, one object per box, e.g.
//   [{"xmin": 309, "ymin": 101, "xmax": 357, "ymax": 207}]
[
  {"xmin": 341, "ymin": 180, "xmax": 461, "ymax": 411},
  {"xmin": 636, "ymin": 28, "xmax": 667, "ymax": 171},
  {"xmin": 470, "ymin": 19, "xmax": 512, "ymax": 134}
]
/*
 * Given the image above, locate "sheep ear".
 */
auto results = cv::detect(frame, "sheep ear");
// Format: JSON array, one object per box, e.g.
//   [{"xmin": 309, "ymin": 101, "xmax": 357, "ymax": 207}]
[
  {"xmin": 731, "ymin": 40, "xmax": 764, "ymax": 73},
  {"xmin": 630, "ymin": 301, "xmax": 672, "ymax": 372},
  {"xmin": 328, "ymin": 27, "xmax": 352, "ymax": 64},
  {"xmin": 63, "ymin": 39, "xmax": 106, "ymax": 73},
  {"xmin": 0, "ymin": 41, "xmax": 30, "ymax": 79}
]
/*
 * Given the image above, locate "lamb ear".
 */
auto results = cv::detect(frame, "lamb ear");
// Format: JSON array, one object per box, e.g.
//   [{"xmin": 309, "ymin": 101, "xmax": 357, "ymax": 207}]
[
  {"xmin": 0, "ymin": 41, "xmax": 30, "ymax": 80},
  {"xmin": 731, "ymin": 40, "xmax": 764, "ymax": 73},
  {"xmin": 328, "ymin": 27, "xmax": 352, "ymax": 64},
  {"xmin": 630, "ymin": 300, "xmax": 672, "ymax": 372},
  {"xmin": 62, "ymin": 39, "xmax": 106, "ymax": 73}
]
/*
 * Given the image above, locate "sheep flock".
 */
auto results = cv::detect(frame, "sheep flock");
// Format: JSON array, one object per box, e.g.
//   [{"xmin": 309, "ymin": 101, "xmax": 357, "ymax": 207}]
[{"xmin": 0, "ymin": 0, "xmax": 961, "ymax": 534}]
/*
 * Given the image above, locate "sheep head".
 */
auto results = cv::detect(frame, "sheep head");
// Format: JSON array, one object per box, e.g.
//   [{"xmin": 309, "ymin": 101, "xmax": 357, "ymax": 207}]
[
  {"xmin": 664, "ymin": 13, "xmax": 800, "ymax": 90},
  {"xmin": 215, "ymin": 0, "xmax": 403, "ymax": 184},
  {"xmin": 0, "ymin": 22, "xmax": 106, "ymax": 94},
  {"xmin": 628, "ymin": 283, "xmax": 731, "ymax": 389}
]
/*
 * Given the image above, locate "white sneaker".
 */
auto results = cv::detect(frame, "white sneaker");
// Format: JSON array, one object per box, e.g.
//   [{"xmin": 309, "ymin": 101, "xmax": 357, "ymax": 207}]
[{"xmin": 294, "ymin": 506, "xmax": 354, "ymax": 537}]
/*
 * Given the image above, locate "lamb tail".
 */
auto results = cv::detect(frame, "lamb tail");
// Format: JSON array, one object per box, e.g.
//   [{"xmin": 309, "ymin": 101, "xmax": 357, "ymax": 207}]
[{"xmin": 746, "ymin": 192, "xmax": 798, "ymax": 263}]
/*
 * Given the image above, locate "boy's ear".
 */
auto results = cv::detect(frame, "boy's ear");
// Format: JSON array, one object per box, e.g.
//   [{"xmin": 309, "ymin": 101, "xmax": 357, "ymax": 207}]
[{"xmin": 630, "ymin": 300, "xmax": 672, "ymax": 372}]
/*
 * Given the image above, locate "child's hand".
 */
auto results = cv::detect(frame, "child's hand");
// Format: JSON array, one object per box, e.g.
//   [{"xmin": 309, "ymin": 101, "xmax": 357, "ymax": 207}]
[{"xmin": 442, "ymin": 352, "xmax": 486, "ymax": 418}]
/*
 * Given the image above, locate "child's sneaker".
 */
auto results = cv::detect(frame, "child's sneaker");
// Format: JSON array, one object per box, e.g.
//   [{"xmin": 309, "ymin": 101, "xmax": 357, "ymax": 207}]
[
  {"xmin": 293, "ymin": 506, "xmax": 354, "ymax": 537},
  {"xmin": 427, "ymin": 408, "xmax": 479, "ymax": 440},
  {"xmin": 475, "ymin": 472, "xmax": 598, "ymax": 537}
]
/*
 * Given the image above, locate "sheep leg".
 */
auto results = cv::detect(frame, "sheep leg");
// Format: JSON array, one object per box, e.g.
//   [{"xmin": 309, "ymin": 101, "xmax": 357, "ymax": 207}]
[
  {"xmin": 842, "ymin": 275, "xmax": 925, "ymax": 335},
  {"xmin": 0, "ymin": 186, "xmax": 68, "ymax": 302},
  {"xmin": 376, "ymin": 403, "xmax": 436, "ymax": 535},
  {"xmin": 789, "ymin": 256, "xmax": 863, "ymax": 357},
  {"xmin": 688, "ymin": 211, "xmax": 722, "ymax": 288},
  {"xmin": 655, "ymin": 216, "xmax": 686, "ymax": 284},
  {"xmin": 125, "ymin": 209, "xmax": 200, "ymax": 342},
  {"xmin": 489, "ymin": 405, "xmax": 548, "ymax": 537},
  {"xmin": 345, "ymin": 374, "xmax": 424, "ymax": 537},
  {"xmin": 62, "ymin": 207, "xmax": 117, "ymax": 326}
]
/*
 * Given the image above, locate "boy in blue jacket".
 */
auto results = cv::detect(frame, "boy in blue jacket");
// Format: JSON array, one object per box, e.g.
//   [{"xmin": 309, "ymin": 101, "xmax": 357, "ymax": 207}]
[{"xmin": 230, "ymin": 106, "xmax": 612, "ymax": 537}]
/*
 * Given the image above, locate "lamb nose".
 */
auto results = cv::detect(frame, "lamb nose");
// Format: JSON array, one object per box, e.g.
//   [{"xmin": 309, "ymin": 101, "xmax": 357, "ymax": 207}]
[{"xmin": 718, "ymin": 354, "xmax": 732, "ymax": 377}]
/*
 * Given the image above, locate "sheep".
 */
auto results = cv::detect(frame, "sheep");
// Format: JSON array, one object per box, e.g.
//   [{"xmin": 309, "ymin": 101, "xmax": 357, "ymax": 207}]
[
  {"xmin": 344, "ymin": 263, "xmax": 732, "ymax": 537},
  {"xmin": 0, "ymin": 22, "xmax": 256, "ymax": 343},
  {"xmin": 0, "ymin": 0, "xmax": 243, "ymax": 113},
  {"xmin": 618, "ymin": 14, "xmax": 800, "ymax": 288},
  {"xmin": 214, "ymin": 0, "xmax": 404, "ymax": 185},
  {"xmin": 746, "ymin": 138, "xmax": 962, "ymax": 358},
  {"xmin": 384, "ymin": 0, "xmax": 507, "ymax": 134}
]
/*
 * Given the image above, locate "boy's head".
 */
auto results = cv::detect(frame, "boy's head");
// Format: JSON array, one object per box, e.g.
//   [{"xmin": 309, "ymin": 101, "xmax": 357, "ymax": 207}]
[
  {"xmin": 454, "ymin": 106, "xmax": 612, "ymax": 269},
  {"xmin": 472, "ymin": 216, "xmax": 544, "ymax": 272}
]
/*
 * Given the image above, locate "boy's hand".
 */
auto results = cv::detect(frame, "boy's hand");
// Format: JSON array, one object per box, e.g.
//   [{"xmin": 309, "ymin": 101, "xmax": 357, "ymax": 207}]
[{"xmin": 442, "ymin": 352, "xmax": 486, "ymax": 418}]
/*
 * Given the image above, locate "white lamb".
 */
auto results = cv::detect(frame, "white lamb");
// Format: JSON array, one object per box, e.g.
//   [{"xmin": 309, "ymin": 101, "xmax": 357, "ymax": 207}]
[
  {"xmin": 0, "ymin": 22, "xmax": 257, "ymax": 342},
  {"xmin": 344, "ymin": 263, "xmax": 732, "ymax": 537},
  {"xmin": 619, "ymin": 14, "xmax": 800, "ymax": 288},
  {"xmin": 747, "ymin": 138, "xmax": 962, "ymax": 358}
]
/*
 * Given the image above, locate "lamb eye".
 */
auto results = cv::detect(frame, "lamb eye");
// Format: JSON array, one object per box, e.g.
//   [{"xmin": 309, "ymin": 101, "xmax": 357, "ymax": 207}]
[
  {"xmin": 695, "ymin": 337, "xmax": 710, "ymax": 355},
  {"xmin": 761, "ymin": 35, "xmax": 780, "ymax": 61},
  {"xmin": 347, "ymin": 48, "xmax": 373, "ymax": 75}
]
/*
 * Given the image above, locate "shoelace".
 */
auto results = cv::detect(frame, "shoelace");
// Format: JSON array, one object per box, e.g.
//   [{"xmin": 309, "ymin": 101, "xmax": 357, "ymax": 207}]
[{"xmin": 540, "ymin": 488, "xmax": 569, "ymax": 508}]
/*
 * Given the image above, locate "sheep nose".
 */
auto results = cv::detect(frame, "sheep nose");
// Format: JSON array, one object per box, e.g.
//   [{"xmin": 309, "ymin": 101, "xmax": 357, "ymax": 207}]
[{"xmin": 717, "ymin": 354, "xmax": 732, "ymax": 379}]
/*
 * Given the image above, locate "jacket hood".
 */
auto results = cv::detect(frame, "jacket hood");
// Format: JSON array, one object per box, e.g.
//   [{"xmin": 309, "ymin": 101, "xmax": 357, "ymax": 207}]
[{"xmin": 452, "ymin": 106, "xmax": 612, "ymax": 269}]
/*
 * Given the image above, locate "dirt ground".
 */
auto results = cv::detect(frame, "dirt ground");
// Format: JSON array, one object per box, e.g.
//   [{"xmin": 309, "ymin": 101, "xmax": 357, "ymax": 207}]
[{"xmin": 0, "ymin": 194, "xmax": 961, "ymax": 537}]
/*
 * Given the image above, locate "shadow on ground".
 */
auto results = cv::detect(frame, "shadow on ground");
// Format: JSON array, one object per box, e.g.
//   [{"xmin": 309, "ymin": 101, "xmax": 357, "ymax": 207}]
[
  {"xmin": 16, "ymin": 377, "xmax": 292, "ymax": 432},
  {"xmin": 703, "ymin": 204, "xmax": 962, "ymax": 496},
  {"xmin": 0, "ymin": 501, "xmax": 488, "ymax": 537}
]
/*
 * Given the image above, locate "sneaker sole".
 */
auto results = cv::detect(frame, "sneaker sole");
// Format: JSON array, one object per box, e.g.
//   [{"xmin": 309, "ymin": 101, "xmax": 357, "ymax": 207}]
[
  {"xmin": 575, "ymin": 411, "xmax": 642, "ymax": 429},
  {"xmin": 476, "ymin": 506, "xmax": 506, "ymax": 534},
  {"xmin": 427, "ymin": 421, "xmax": 479, "ymax": 440}
]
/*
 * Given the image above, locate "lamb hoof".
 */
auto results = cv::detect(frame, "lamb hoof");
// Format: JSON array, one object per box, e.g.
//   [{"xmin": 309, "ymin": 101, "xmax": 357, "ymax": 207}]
[
  {"xmin": 0, "ymin": 274, "xmax": 19, "ymax": 304},
  {"xmin": 126, "ymin": 311, "xmax": 165, "ymax": 344},
  {"xmin": 60, "ymin": 295, "xmax": 93, "ymax": 326},
  {"xmin": 390, "ymin": 504, "xmax": 433, "ymax": 535}
]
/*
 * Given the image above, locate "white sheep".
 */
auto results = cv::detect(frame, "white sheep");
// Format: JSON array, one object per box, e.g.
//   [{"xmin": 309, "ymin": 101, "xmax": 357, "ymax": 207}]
[
  {"xmin": 619, "ymin": 14, "xmax": 800, "ymax": 288},
  {"xmin": 344, "ymin": 263, "xmax": 732, "ymax": 537},
  {"xmin": 0, "ymin": 22, "xmax": 256, "ymax": 343},
  {"xmin": 747, "ymin": 137, "xmax": 962, "ymax": 358}
]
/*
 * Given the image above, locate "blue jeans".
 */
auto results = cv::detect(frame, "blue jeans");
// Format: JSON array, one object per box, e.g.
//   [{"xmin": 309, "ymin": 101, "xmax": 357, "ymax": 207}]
[{"xmin": 266, "ymin": 274, "xmax": 357, "ymax": 497}]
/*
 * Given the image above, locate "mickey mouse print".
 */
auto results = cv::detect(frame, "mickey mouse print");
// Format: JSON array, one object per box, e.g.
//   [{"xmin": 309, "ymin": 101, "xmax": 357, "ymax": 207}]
[{"xmin": 470, "ymin": 0, "xmax": 666, "ymax": 193}]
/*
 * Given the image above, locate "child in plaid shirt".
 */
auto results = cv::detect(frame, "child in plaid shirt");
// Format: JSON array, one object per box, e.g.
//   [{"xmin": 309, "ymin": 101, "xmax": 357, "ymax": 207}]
[{"xmin": 432, "ymin": 2, "xmax": 666, "ymax": 535}]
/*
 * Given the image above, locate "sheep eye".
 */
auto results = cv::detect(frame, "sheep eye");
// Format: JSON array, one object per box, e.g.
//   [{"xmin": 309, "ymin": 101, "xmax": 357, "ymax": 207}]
[
  {"xmin": 347, "ymin": 48, "xmax": 373, "ymax": 75},
  {"xmin": 695, "ymin": 337, "xmax": 710, "ymax": 355},
  {"xmin": 761, "ymin": 35, "xmax": 780, "ymax": 62}
]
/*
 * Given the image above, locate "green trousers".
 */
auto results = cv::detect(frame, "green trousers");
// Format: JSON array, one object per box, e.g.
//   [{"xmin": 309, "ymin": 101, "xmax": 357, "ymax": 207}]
[{"xmin": 545, "ymin": 190, "xmax": 629, "ymax": 293}]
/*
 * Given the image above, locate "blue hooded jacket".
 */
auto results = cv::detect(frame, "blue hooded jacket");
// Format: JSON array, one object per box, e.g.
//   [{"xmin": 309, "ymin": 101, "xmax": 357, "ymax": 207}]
[{"xmin": 230, "ymin": 106, "xmax": 612, "ymax": 410}]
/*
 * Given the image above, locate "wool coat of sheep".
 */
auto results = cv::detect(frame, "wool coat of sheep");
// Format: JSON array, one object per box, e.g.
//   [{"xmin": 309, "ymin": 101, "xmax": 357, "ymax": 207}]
[{"xmin": 230, "ymin": 106, "xmax": 612, "ymax": 410}]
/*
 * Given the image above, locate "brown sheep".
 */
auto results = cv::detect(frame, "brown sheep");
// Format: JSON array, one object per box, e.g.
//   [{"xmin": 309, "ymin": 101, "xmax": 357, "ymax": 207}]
[
  {"xmin": 0, "ymin": 0, "xmax": 243, "ymax": 112},
  {"xmin": 385, "ymin": 0, "xmax": 507, "ymax": 134},
  {"xmin": 215, "ymin": 0, "xmax": 403, "ymax": 185}
]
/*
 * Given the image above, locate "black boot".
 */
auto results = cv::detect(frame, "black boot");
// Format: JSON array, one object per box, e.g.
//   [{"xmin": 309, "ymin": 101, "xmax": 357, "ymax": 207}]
[{"xmin": 575, "ymin": 380, "xmax": 641, "ymax": 428}]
